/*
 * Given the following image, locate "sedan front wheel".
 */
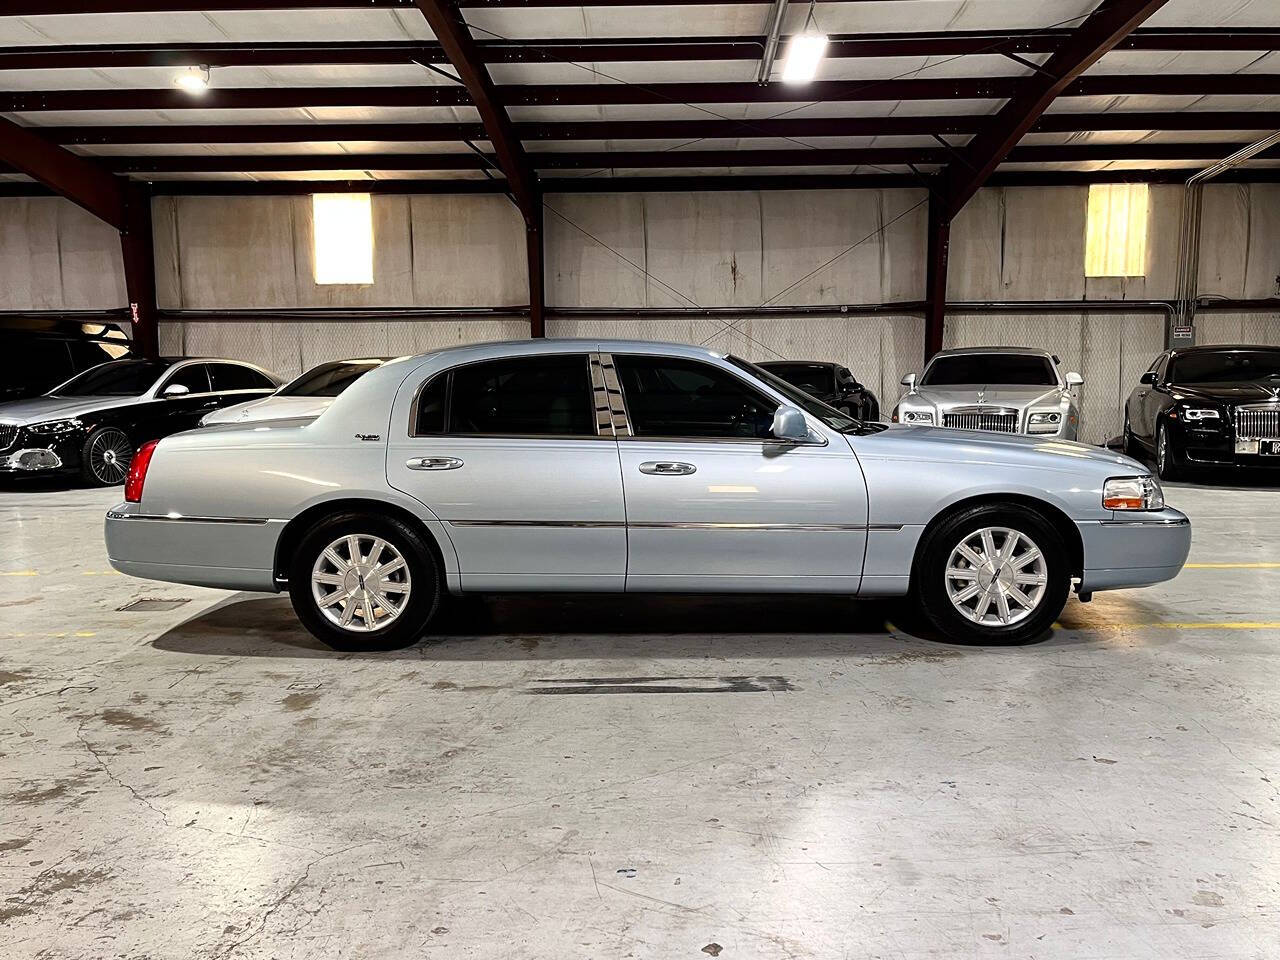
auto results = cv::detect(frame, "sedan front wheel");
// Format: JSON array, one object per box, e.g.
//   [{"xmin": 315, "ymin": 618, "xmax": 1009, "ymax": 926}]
[{"xmin": 913, "ymin": 503, "xmax": 1070, "ymax": 645}]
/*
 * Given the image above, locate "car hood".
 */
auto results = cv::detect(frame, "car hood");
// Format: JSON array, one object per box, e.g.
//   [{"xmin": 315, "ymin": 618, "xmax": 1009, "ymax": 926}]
[
  {"xmin": 907, "ymin": 384, "xmax": 1063, "ymax": 408},
  {"xmin": 0, "ymin": 395, "xmax": 139, "ymax": 426},
  {"xmin": 201, "ymin": 394, "xmax": 333, "ymax": 425},
  {"xmin": 863, "ymin": 423, "xmax": 1141, "ymax": 471},
  {"xmin": 1168, "ymin": 382, "xmax": 1280, "ymax": 405}
]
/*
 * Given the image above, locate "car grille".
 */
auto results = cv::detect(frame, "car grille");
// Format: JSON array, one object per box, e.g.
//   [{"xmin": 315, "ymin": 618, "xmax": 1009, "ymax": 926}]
[
  {"xmin": 1235, "ymin": 405, "xmax": 1280, "ymax": 440},
  {"xmin": 943, "ymin": 408, "xmax": 1019, "ymax": 433},
  {"xmin": 0, "ymin": 424, "xmax": 17, "ymax": 452}
]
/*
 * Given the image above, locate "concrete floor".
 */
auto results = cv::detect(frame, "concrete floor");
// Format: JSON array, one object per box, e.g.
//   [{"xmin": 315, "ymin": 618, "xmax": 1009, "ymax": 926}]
[{"xmin": 2, "ymin": 478, "xmax": 1279, "ymax": 960}]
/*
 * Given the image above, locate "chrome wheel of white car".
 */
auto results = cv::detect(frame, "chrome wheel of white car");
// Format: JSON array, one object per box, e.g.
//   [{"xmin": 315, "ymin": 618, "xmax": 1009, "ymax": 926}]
[
  {"xmin": 943, "ymin": 526, "xmax": 1048, "ymax": 626},
  {"xmin": 310, "ymin": 533, "xmax": 412, "ymax": 633}
]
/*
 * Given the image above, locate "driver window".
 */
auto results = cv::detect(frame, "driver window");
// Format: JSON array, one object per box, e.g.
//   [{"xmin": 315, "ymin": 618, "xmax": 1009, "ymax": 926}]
[
  {"xmin": 161, "ymin": 364, "xmax": 211, "ymax": 394},
  {"xmin": 613, "ymin": 355, "xmax": 777, "ymax": 440}
]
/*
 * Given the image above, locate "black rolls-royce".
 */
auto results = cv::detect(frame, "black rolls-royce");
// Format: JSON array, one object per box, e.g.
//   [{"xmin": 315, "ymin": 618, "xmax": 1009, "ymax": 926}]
[
  {"xmin": 1123, "ymin": 344, "xmax": 1280, "ymax": 479},
  {"xmin": 0, "ymin": 357, "xmax": 281, "ymax": 485},
  {"xmin": 757, "ymin": 360, "xmax": 880, "ymax": 422}
]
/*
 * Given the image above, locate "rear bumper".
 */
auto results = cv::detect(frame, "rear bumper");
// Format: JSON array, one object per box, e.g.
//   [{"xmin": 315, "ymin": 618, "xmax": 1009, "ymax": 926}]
[
  {"xmin": 105, "ymin": 505, "xmax": 283, "ymax": 592},
  {"xmin": 1076, "ymin": 509, "xmax": 1191, "ymax": 592}
]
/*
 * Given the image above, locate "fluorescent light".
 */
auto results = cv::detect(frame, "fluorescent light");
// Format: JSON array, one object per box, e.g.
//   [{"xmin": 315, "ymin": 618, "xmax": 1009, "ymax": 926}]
[
  {"xmin": 780, "ymin": 31, "xmax": 828, "ymax": 83},
  {"xmin": 174, "ymin": 65, "xmax": 209, "ymax": 93},
  {"xmin": 312, "ymin": 193, "xmax": 374, "ymax": 285}
]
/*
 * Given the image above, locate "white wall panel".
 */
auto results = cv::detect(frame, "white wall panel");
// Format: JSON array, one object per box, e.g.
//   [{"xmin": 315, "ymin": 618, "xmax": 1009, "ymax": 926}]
[
  {"xmin": 159, "ymin": 317, "xmax": 527, "ymax": 379},
  {"xmin": 1196, "ymin": 312, "xmax": 1280, "ymax": 346},
  {"xmin": 153, "ymin": 194, "xmax": 526, "ymax": 310},
  {"xmin": 0, "ymin": 198, "xmax": 125, "ymax": 309}
]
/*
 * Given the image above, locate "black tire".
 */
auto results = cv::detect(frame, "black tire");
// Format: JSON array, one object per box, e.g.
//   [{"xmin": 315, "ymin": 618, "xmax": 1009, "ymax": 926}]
[
  {"xmin": 79, "ymin": 426, "xmax": 134, "ymax": 486},
  {"xmin": 1122, "ymin": 408, "xmax": 1139, "ymax": 459},
  {"xmin": 864, "ymin": 397, "xmax": 881, "ymax": 422},
  {"xmin": 288, "ymin": 511, "xmax": 442, "ymax": 651},
  {"xmin": 912, "ymin": 503, "xmax": 1070, "ymax": 646},
  {"xmin": 1155, "ymin": 421, "xmax": 1182, "ymax": 481}
]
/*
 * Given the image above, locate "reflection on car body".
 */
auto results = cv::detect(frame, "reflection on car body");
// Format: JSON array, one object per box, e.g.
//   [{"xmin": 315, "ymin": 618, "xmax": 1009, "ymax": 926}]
[{"xmin": 105, "ymin": 339, "xmax": 1189, "ymax": 651}]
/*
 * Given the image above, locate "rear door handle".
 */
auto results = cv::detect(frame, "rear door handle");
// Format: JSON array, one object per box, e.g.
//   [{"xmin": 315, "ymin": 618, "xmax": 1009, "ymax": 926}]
[
  {"xmin": 639, "ymin": 461, "xmax": 696, "ymax": 476},
  {"xmin": 406, "ymin": 457, "xmax": 463, "ymax": 471}
]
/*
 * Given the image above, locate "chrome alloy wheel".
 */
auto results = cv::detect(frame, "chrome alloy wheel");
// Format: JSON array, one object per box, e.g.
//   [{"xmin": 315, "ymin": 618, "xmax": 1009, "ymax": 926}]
[
  {"xmin": 944, "ymin": 526, "xmax": 1048, "ymax": 627},
  {"xmin": 310, "ymin": 534, "xmax": 412, "ymax": 633},
  {"xmin": 89, "ymin": 428, "xmax": 134, "ymax": 484}
]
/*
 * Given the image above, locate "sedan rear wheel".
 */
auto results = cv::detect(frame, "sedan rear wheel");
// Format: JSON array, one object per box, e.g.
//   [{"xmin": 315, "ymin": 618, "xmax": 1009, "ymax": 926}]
[
  {"xmin": 914, "ymin": 503, "xmax": 1069, "ymax": 645},
  {"xmin": 80, "ymin": 427, "xmax": 134, "ymax": 486},
  {"xmin": 289, "ymin": 512, "xmax": 441, "ymax": 651}
]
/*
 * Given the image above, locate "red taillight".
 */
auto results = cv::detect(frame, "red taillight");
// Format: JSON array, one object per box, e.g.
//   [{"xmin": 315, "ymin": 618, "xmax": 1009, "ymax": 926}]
[{"xmin": 125, "ymin": 439, "xmax": 159, "ymax": 503}]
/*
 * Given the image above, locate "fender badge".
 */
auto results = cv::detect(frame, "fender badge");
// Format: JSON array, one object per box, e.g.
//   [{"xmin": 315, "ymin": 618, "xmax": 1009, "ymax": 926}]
[{"xmin": 355, "ymin": 433, "xmax": 381, "ymax": 441}]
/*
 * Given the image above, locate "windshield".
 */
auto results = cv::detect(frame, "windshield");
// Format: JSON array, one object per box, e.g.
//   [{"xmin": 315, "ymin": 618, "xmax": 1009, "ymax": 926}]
[
  {"xmin": 761, "ymin": 363, "xmax": 834, "ymax": 396},
  {"xmin": 1170, "ymin": 349, "xmax": 1280, "ymax": 384},
  {"xmin": 728, "ymin": 356, "xmax": 860, "ymax": 433},
  {"xmin": 922, "ymin": 354, "xmax": 1057, "ymax": 387},
  {"xmin": 280, "ymin": 359, "xmax": 383, "ymax": 397},
  {"xmin": 49, "ymin": 359, "xmax": 170, "ymax": 397}
]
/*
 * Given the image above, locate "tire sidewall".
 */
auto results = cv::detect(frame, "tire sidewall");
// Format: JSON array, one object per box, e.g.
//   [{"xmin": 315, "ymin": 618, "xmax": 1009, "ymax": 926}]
[
  {"xmin": 914, "ymin": 504, "xmax": 1070, "ymax": 645},
  {"xmin": 288, "ymin": 512, "xmax": 441, "ymax": 651}
]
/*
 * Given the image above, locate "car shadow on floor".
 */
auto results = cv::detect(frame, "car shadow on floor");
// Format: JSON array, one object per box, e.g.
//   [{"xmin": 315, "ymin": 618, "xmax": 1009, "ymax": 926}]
[{"xmin": 150, "ymin": 592, "xmax": 1117, "ymax": 662}]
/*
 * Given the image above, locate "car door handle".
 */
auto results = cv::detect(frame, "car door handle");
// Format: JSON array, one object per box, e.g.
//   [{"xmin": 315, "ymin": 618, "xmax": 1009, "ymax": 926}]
[
  {"xmin": 639, "ymin": 461, "xmax": 696, "ymax": 476},
  {"xmin": 405, "ymin": 457, "xmax": 463, "ymax": 471}
]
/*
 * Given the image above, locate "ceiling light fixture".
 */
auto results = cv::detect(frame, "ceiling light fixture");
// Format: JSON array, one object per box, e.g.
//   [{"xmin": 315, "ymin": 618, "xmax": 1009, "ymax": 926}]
[
  {"xmin": 174, "ymin": 65, "xmax": 210, "ymax": 93},
  {"xmin": 780, "ymin": 0, "xmax": 828, "ymax": 84}
]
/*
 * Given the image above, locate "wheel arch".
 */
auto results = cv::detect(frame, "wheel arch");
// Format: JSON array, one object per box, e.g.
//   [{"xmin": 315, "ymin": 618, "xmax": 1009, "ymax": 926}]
[
  {"xmin": 910, "ymin": 493, "xmax": 1084, "ymax": 586},
  {"xmin": 273, "ymin": 496, "xmax": 454, "ymax": 589}
]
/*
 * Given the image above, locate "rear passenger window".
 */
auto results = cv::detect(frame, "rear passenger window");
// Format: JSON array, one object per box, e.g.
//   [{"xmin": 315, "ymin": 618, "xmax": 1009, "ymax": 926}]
[{"xmin": 416, "ymin": 355, "xmax": 595, "ymax": 437}]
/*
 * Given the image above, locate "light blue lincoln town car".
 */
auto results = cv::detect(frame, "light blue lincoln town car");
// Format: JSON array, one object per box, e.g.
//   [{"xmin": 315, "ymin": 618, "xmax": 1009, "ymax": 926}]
[{"xmin": 106, "ymin": 339, "xmax": 1191, "ymax": 650}]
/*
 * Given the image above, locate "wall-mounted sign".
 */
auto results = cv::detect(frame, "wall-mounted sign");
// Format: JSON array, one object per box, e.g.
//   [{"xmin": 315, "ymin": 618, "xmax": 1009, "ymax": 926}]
[{"xmin": 1171, "ymin": 324, "xmax": 1194, "ymax": 340}]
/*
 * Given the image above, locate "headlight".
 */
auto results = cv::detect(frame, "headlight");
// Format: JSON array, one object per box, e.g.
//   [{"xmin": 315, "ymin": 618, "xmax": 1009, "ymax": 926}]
[
  {"xmin": 1027, "ymin": 411, "xmax": 1062, "ymax": 434},
  {"xmin": 28, "ymin": 418, "xmax": 84, "ymax": 435},
  {"xmin": 1103, "ymin": 475, "xmax": 1164, "ymax": 511},
  {"xmin": 1182, "ymin": 407, "xmax": 1220, "ymax": 421},
  {"xmin": 901, "ymin": 410, "xmax": 935, "ymax": 425}
]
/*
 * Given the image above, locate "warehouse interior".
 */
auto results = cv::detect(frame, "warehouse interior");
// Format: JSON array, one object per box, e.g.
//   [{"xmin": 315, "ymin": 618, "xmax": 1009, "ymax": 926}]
[{"xmin": 2, "ymin": 1, "xmax": 1280, "ymax": 957}]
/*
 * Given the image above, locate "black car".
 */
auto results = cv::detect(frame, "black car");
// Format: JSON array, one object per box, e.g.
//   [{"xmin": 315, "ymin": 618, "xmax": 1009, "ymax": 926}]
[
  {"xmin": 757, "ymin": 360, "xmax": 880, "ymax": 421},
  {"xmin": 1123, "ymin": 344, "xmax": 1280, "ymax": 479},
  {"xmin": 0, "ymin": 357, "xmax": 281, "ymax": 485},
  {"xmin": 0, "ymin": 315, "xmax": 134, "ymax": 402}
]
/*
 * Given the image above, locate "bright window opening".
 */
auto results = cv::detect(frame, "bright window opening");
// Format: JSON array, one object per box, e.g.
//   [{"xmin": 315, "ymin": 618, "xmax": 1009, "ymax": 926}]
[
  {"xmin": 313, "ymin": 193, "xmax": 373, "ymax": 285},
  {"xmin": 1085, "ymin": 183, "xmax": 1148, "ymax": 277}
]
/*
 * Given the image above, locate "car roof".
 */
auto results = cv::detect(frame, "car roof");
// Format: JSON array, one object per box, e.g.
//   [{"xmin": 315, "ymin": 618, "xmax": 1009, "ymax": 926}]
[
  {"xmin": 1170, "ymin": 343, "xmax": 1279, "ymax": 355},
  {"xmin": 929, "ymin": 346, "xmax": 1053, "ymax": 358},
  {"xmin": 759, "ymin": 360, "xmax": 835, "ymax": 367},
  {"xmin": 406, "ymin": 337, "xmax": 731, "ymax": 364}
]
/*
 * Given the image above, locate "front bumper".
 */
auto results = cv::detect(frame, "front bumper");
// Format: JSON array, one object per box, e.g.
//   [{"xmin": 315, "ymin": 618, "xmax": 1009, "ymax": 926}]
[
  {"xmin": 0, "ymin": 447, "xmax": 64, "ymax": 473},
  {"xmin": 1076, "ymin": 508, "xmax": 1191, "ymax": 592}
]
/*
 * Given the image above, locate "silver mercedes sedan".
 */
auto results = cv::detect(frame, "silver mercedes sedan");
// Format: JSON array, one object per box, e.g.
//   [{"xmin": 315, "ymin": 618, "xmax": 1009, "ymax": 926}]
[
  {"xmin": 105, "ymin": 339, "xmax": 1190, "ymax": 650},
  {"xmin": 894, "ymin": 346, "xmax": 1084, "ymax": 440}
]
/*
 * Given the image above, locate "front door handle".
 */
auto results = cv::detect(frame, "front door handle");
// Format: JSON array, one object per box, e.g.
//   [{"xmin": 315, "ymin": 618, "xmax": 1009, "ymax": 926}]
[
  {"xmin": 639, "ymin": 461, "xmax": 696, "ymax": 476},
  {"xmin": 406, "ymin": 457, "xmax": 463, "ymax": 471}
]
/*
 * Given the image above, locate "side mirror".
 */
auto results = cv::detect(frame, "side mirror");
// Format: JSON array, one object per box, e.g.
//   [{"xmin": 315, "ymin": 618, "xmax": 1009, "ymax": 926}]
[
  {"xmin": 1066, "ymin": 371, "xmax": 1084, "ymax": 387},
  {"xmin": 771, "ymin": 405, "xmax": 810, "ymax": 443},
  {"xmin": 162, "ymin": 383, "xmax": 190, "ymax": 398},
  {"xmin": 1139, "ymin": 371, "xmax": 1159, "ymax": 386},
  {"xmin": 900, "ymin": 373, "xmax": 918, "ymax": 392}
]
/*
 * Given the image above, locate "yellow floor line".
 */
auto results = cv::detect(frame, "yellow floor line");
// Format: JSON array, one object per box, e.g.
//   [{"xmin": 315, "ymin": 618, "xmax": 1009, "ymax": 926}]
[
  {"xmin": 1185, "ymin": 562, "xmax": 1280, "ymax": 569},
  {"xmin": 0, "ymin": 570, "xmax": 37, "ymax": 576}
]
